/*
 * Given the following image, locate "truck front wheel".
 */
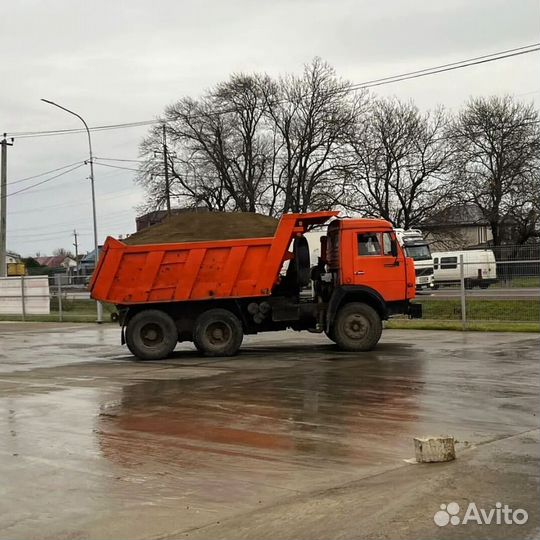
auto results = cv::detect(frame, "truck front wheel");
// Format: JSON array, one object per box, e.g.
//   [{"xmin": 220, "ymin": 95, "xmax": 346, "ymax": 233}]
[
  {"xmin": 193, "ymin": 309, "xmax": 243, "ymax": 357},
  {"xmin": 333, "ymin": 302, "xmax": 382, "ymax": 352},
  {"xmin": 125, "ymin": 310, "xmax": 178, "ymax": 360}
]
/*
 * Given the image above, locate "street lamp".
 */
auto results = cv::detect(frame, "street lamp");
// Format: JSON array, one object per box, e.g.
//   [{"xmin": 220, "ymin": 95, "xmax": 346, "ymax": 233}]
[{"xmin": 41, "ymin": 99, "xmax": 103, "ymax": 323}]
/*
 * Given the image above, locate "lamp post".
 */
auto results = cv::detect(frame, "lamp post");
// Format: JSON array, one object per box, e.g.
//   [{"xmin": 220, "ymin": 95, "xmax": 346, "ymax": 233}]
[{"xmin": 41, "ymin": 99, "xmax": 103, "ymax": 323}]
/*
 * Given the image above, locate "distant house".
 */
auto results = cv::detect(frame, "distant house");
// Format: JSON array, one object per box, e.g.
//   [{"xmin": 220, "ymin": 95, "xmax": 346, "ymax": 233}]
[
  {"xmin": 35, "ymin": 255, "xmax": 77, "ymax": 272},
  {"xmin": 3, "ymin": 251, "xmax": 23, "ymax": 275},
  {"xmin": 135, "ymin": 207, "xmax": 209, "ymax": 232},
  {"xmin": 422, "ymin": 205, "xmax": 493, "ymax": 250},
  {"xmin": 79, "ymin": 247, "xmax": 102, "ymax": 275},
  {"xmin": 6, "ymin": 251, "xmax": 22, "ymax": 264}
]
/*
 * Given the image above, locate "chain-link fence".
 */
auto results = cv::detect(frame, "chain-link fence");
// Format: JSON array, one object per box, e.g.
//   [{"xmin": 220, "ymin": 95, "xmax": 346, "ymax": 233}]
[
  {"xmin": 1, "ymin": 253, "xmax": 539, "ymax": 328},
  {"xmin": 412, "ymin": 256, "xmax": 539, "ymax": 328}
]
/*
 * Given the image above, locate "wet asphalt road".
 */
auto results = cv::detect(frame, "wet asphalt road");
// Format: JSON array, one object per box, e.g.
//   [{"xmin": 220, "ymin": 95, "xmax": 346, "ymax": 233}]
[{"xmin": 0, "ymin": 323, "xmax": 538, "ymax": 540}]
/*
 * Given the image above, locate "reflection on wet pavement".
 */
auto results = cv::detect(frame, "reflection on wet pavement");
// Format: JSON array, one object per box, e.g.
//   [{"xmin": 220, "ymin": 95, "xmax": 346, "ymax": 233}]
[
  {"xmin": 0, "ymin": 325, "xmax": 538, "ymax": 539},
  {"xmin": 100, "ymin": 357, "xmax": 421, "ymax": 465}
]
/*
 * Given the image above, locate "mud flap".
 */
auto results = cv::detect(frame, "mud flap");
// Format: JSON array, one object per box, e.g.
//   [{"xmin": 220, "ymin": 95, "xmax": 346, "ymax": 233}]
[{"xmin": 408, "ymin": 302, "xmax": 422, "ymax": 319}]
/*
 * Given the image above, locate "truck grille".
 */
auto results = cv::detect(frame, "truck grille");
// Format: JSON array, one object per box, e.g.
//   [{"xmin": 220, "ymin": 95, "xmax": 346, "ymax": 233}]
[{"xmin": 415, "ymin": 267, "xmax": 433, "ymax": 277}]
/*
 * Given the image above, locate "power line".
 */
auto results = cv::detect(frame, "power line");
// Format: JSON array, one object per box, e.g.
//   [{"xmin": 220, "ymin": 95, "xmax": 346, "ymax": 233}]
[
  {"xmin": 345, "ymin": 43, "xmax": 540, "ymax": 92},
  {"xmin": 4, "ymin": 42, "xmax": 539, "ymax": 140},
  {"xmin": 94, "ymin": 156, "xmax": 145, "ymax": 163},
  {"xmin": 349, "ymin": 46, "xmax": 540, "ymax": 91},
  {"xmin": 8, "ymin": 208, "xmax": 136, "ymax": 232},
  {"xmin": 8, "ymin": 160, "xmax": 85, "ymax": 186},
  {"xmin": 96, "ymin": 120, "xmax": 540, "ymax": 180},
  {"xmin": 5, "ymin": 154, "xmax": 130, "ymax": 200},
  {"xmin": 2, "ymin": 163, "xmax": 85, "ymax": 199},
  {"xmin": 93, "ymin": 161, "xmax": 140, "ymax": 172},
  {"xmin": 9, "ymin": 232, "xmax": 93, "ymax": 244},
  {"xmin": 7, "ymin": 119, "xmax": 156, "ymax": 138},
  {"xmin": 7, "ymin": 186, "xmax": 142, "ymax": 215},
  {"xmin": 8, "ymin": 228, "xmax": 79, "ymax": 239},
  {"xmin": 517, "ymin": 89, "xmax": 540, "ymax": 97}
]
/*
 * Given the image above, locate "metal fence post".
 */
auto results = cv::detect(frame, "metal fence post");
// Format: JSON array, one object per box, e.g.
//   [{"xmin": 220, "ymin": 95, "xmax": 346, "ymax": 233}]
[
  {"xmin": 56, "ymin": 274, "xmax": 63, "ymax": 322},
  {"xmin": 20, "ymin": 275, "xmax": 26, "ymax": 322},
  {"xmin": 459, "ymin": 254, "xmax": 467, "ymax": 329}
]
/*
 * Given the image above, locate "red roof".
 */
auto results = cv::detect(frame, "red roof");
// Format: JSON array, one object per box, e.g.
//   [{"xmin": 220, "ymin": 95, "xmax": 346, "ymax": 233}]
[{"xmin": 35, "ymin": 255, "xmax": 72, "ymax": 268}]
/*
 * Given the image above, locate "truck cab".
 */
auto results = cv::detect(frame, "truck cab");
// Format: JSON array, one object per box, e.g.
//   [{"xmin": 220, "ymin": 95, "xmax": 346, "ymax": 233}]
[
  {"xmin": 325, "ymin": 219, "xmax": 416, "ymax": 302},
  {"xmin": 311, "ymin": 218, "xmax": 418, "ymax": 331}
]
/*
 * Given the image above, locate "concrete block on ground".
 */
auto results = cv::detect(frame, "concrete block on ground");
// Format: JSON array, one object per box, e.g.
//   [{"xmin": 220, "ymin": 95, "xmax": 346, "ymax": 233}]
[{"xmin": 414, "ymin": 436, "xmax": 456, "ymax": 463}]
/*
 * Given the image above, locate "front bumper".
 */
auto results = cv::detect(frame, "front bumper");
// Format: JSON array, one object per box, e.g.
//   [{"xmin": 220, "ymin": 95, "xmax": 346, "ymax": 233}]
[{"xmin": 416, "ymin": 275, "xmax": 434, "ymax": 289}]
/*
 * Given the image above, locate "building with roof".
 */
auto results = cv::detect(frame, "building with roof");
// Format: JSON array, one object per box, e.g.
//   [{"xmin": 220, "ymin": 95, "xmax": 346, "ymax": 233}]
[
  {"xmin": 35, "ymin": 255, "xmax": 77, "ymax": 272},
  {"xmin": 422, "ymin": 204, "xmax": 493, "ymax": 250},
  {"xmin": 6, "ymin": 251, "xmax": 22, "ymax": 264}
]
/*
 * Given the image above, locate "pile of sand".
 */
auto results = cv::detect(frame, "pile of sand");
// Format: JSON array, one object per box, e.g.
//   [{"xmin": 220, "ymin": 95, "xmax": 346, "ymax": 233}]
[{"xmin": 124, "ymin": 212, "xmax": 279, "ymax": 245}]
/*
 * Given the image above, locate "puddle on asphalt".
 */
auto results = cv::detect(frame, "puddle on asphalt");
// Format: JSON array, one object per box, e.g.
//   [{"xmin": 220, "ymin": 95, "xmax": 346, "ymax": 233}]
[{"xmin": 97, "ymin": 354, "xmax": 426, "ymax": 470}]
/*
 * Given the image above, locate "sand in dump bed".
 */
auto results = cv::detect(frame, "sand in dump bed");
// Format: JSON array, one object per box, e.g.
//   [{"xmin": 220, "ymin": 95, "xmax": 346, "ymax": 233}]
[{"xmin": 123, "ymin": 212, "xmax": 279, "ymax": 245}]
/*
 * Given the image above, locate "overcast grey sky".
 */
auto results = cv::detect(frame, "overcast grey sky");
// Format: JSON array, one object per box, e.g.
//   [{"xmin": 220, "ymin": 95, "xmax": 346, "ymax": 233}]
[{"xmin": 1, "ymin": 0, "xmax": 539, "ymax": 256}]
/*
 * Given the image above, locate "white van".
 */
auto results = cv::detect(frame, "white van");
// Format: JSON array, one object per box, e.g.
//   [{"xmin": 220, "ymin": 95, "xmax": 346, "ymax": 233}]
[{"xmin": 432, "ymin": 249, "xmax": 497, "ymax": 289}]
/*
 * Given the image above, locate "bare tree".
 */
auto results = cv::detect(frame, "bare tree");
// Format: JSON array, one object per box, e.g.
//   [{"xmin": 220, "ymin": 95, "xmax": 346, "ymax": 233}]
[
  {"xmin": 137, "ymin": 74, "xmax": 273, "ymax": 213},
  {"xmin": 263, "ymin": 58, "xmax": 366, "ymax": 213},
  {"xmin": 137, "ymin": 128, "xmax": 233, "ymax": 213},
  {"xmin": 449, "ymin": 95, "xmax": 540, "ymax": 245},
  {"xmin": 504, "ymin": 171, "xmax": 540, "ymax": 244},
  {"xmin": 343, "ymin": 98, "xmax": 453, "ymax": 228},
  {"xmin": 137, "ymin": 60, "xmax": 365, "ymax": 217},
  {"xmin": 53, "ymin": 247, "xmax": 74, "ymax": 258}
]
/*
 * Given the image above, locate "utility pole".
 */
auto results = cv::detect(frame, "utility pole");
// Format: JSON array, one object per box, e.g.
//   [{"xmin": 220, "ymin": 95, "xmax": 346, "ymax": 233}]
[
  {"xmin": 162, "ymin": 124, "xmax": 171, "ymax": 216},
  {"xmin": 0, "ymin": 134, "xmax": 14, "ymax": 278},
  {"xmin": 73, "ymin": 229, "xmax": 79, "ymax": 276},
  {"xmin": 41, "ymin": 99, "xmax": 103, "ymax": 323}
]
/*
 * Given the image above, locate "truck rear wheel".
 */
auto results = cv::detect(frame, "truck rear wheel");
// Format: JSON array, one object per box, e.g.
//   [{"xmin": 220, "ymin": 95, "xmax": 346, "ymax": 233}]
[
  {"xmin": 333, "ymin": 302, "xmax": 382, "ymax": 352},
  {"xmin": 125, "ymin": 310, "xmax": 178, "ymax": 360},
  {"xmin": 193, "ymin": 309, "xmax": 243, "ymax": 357}
]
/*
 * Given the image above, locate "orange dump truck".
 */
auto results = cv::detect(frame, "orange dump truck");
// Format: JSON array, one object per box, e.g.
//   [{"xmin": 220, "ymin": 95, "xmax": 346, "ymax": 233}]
[{"xmin": 90, "ymin": 211, "xmax": 421, "ymax": 359}]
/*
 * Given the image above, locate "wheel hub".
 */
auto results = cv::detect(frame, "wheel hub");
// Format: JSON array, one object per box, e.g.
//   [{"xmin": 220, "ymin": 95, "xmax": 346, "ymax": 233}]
[
  {"xmin": 344, "ymin": 314, "xmax": 368, "ymax": 340},
  {"xmin": 206, "ymin": 322, "xmax": 231, "ymax": 345},
  {"xmin": 141, "ymin": 323, "xmax": 164, "ymax": 347},
  {"xmin": 211, "ymin": 327, "xmax": 224, "ymax": 340},
  {"xmin": 146, "ymin": 329, "xmax": 158, "ymax": 340}
]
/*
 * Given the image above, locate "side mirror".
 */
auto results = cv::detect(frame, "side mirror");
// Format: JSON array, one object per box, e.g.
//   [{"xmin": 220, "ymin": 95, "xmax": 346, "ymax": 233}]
[{"xmin": 391, "ymin": 239, "xmax": 398, "ymax": 257}]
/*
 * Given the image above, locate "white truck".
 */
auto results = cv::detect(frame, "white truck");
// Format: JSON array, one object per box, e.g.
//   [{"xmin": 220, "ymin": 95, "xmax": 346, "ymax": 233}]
[
  {"xmin": 394, "ymin": 229, "xmax": 434, "ymax": 290},
  {"xmin": 432, "ymin": 249, "xmax": 497, "ymax": 289}
]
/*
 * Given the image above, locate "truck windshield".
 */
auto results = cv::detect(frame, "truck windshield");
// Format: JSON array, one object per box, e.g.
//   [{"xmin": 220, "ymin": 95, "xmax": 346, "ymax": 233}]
[{"xmin": 404, "ymin": 244, "xmax": 432, "ymax": 261}]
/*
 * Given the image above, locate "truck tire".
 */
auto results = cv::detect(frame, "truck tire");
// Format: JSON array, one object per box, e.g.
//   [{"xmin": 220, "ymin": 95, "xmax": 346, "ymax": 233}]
[
  {"xmin": 125, "ymin": 310, "xmax": 178, "ymax": 360},
  {"xmin": 333, "ymin": 302, "xmax": 382, "ymax": 352},
  {"xmin": 293, "ymin": 236, "xmax": 311, "ymax": 287},
  {"xmin": 193, "ymin": 309, "xmax": 243, "ymax": 357}
]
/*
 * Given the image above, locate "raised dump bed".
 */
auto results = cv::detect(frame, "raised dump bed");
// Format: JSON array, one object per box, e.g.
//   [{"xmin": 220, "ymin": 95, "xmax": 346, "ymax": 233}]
[{"xmin": 90, "ymin": 211, "xmax": 338, "ymax": 305}]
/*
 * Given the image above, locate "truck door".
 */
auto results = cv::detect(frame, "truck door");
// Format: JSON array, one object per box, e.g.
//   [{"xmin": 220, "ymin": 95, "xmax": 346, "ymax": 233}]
[{"xmin": 351, "ymin": 231, "xmax": 406, "ymax": 301}]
